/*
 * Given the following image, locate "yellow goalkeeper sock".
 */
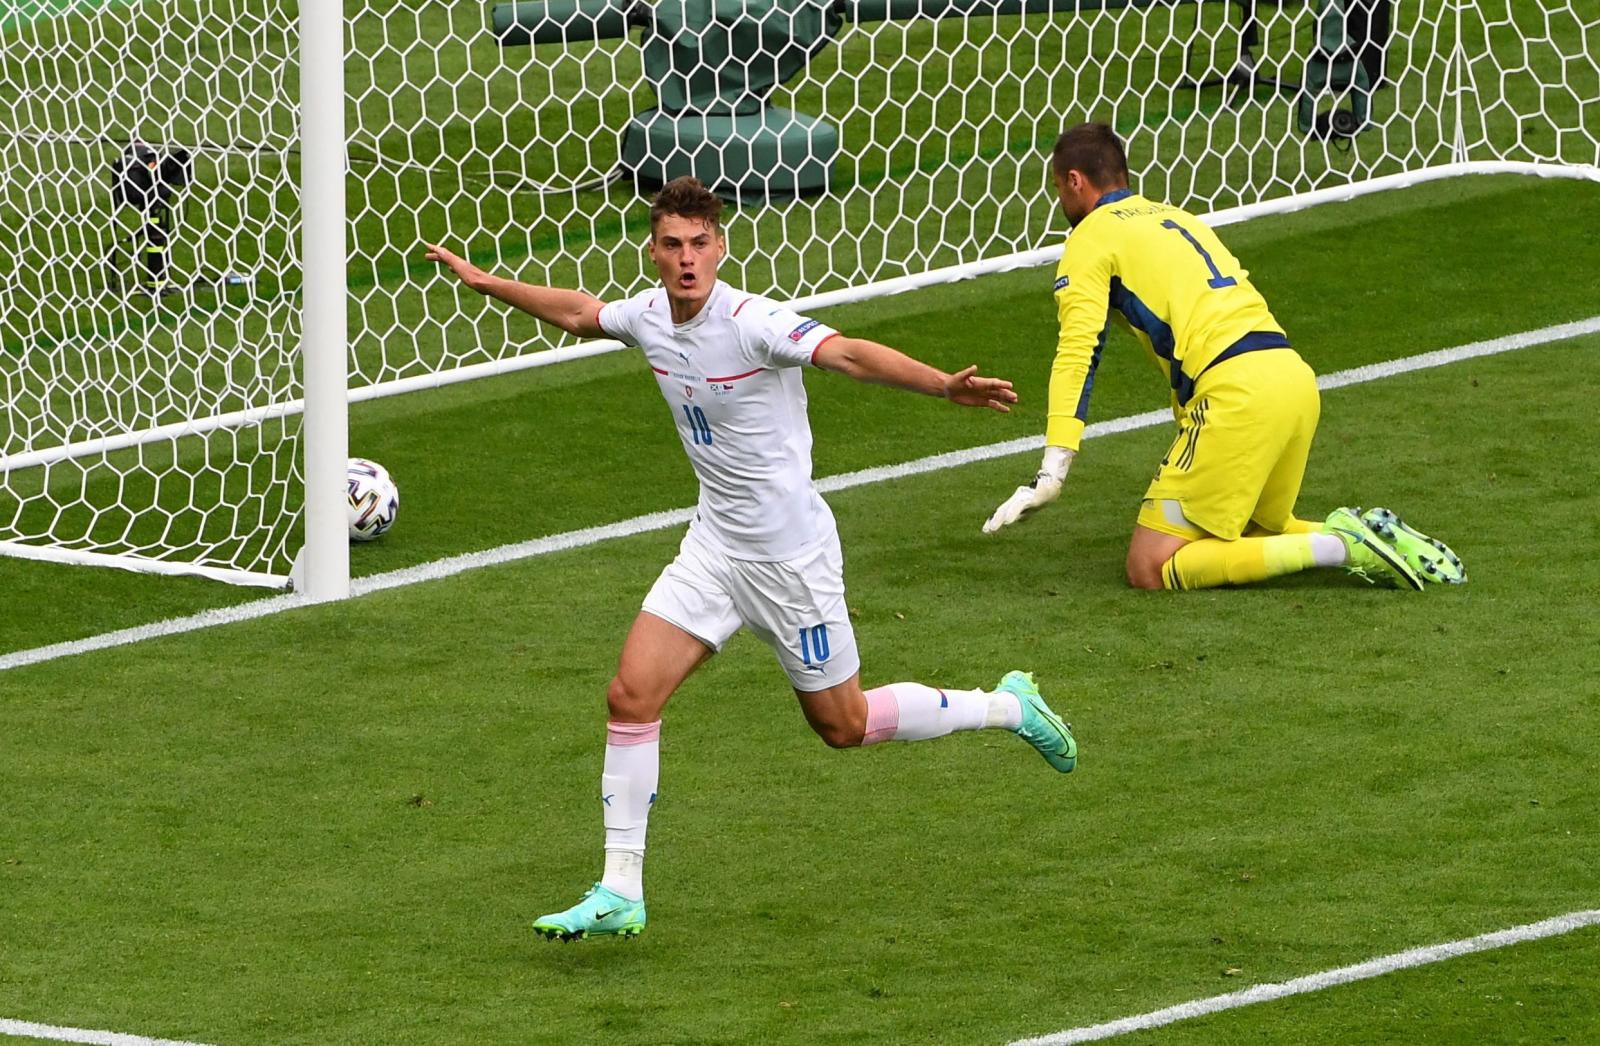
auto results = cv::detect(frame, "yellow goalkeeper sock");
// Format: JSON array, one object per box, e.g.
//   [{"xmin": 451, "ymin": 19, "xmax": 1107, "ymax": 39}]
[
  {"xmin": 1162, "ymin": 535, "xmax": 1319, "ymax": 590},
  {"xmin": 1245, "ymin": 516, "xmax": 1321, "ymax": 537}
]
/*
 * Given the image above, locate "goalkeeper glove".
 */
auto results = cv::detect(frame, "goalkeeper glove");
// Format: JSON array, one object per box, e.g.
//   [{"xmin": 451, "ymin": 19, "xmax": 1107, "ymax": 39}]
[{"xmin": 982, "ymin": 445, "xmax": 1074, "ymax": 533}]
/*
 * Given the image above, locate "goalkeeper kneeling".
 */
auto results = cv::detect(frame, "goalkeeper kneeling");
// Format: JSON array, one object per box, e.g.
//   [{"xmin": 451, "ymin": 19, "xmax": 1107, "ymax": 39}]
[{"xmin": 983, "ymin": 123, "xmax": 1464, "ymax": 592}]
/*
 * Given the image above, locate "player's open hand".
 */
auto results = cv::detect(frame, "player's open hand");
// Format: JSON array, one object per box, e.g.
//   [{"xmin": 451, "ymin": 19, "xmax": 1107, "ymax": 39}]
[
  {"xmin": 943, "ymin": 365, "xmax": 1017, "ymax": 412},
  {"xmin": 983, "ymin": 477, "xmax": 1062, "ymax": 533},
  {"xmin": 423, "ymin": 243, "xmax": 491, "ymax": 293},
  {"xmin": 982, "ymin": 446, "xmax": 1073, "ymax": 533}
]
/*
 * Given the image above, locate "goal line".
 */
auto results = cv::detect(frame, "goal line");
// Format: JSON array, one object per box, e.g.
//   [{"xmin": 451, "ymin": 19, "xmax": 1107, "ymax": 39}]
[{"xmin": 2, "ymin": 313, "xmax": 1594, "ymax": 675}]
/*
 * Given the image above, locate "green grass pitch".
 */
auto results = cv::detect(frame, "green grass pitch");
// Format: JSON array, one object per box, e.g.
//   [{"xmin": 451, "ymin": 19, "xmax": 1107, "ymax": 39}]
[
  {"xmin": 1, "ymin": 0, "xmax": 1592, "ymax": 578},
  {"xmin": 1, "ymin": 174, "xmax": 1598, "ymax": 1044},
  {"xmin": 3, "ymin": 0, "xmax": 1600, "ymax": 1039}
]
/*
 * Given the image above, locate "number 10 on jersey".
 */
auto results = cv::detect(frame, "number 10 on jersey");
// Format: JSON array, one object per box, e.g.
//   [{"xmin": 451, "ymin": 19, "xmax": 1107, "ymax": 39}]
[{"xmin": 681, "ymin": 404, "xmax": 713, "ymax": 445}]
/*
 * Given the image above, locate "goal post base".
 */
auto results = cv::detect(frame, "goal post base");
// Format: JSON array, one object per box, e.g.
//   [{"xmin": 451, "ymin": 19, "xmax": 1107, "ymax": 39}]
[{"xmin": 0, "ymin": 540, "xmax": 289, "ymax": 589}]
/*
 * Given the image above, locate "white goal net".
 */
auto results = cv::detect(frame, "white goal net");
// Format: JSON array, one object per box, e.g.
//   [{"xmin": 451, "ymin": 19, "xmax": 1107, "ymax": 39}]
[{"xmin": 0, "ymin": 0, "xmax": 1594, "ymax": 588}]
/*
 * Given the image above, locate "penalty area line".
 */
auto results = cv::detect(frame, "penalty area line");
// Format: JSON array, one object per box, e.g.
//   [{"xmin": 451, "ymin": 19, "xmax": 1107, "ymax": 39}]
[
  {"xmin": 0, "ymin": 1015, "xmax": 217, "ymax": 1046},
  {"xmin": 1, "ymin": 314, "xmax": 1596, "ymax": 675},
  {"xmin": 1006, "ymin": 908, "xmax": 1600, "ymax": 1045}
]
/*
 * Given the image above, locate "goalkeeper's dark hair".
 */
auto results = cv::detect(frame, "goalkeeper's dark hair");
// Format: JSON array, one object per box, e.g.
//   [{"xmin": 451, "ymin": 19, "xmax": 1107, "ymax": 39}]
[
  {"xmin": 650, "ymin": 176, "xmax": 723, "ymax": 237},
  {"xmin": 1051, "ymin": 123, "xmax": 1129, "ymax": 188}
]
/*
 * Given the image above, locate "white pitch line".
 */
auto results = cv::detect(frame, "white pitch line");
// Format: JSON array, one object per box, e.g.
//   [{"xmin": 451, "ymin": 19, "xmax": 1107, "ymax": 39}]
[
  {"xmin": 1007, "ymin": 908, "xmax": 1600, "ymax": 1045},
  {"xmin": 2, "ymin": 315, "xmax": 1596, "ymax": 675},
  {"xmin": 0, "ymin": 1015, "xmax": 217, "ymax": 1046},
  {"xmin": 0, "ymin": 594, "xmax": 306, "ymax": 672}
]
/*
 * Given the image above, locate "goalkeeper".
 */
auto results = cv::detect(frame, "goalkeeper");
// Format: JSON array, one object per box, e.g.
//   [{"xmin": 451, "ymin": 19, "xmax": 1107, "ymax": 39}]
[{"xmin": 984, "ymin": 123, "xmax": 1464, "ymax": 591}]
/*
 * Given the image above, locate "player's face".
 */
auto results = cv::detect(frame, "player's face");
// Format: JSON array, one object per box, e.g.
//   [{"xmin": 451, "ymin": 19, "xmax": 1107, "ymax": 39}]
[
  {"xmin": 1054, "ymin": 169, "xmax": 1096, "ymax": 226},
  {"xmin": 649, "ymin": 214, "xmax": 725, "ymax": 316}
]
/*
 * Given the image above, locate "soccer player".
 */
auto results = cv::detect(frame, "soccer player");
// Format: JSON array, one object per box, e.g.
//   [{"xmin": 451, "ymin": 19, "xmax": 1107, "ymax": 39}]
[
  {"xmin": 983, "ymin": 122, "xmax": 1464, "ymax": 592},
  {"xmin": 425, "ymin": 176, "xmax": 1078, "ymax": 942}
]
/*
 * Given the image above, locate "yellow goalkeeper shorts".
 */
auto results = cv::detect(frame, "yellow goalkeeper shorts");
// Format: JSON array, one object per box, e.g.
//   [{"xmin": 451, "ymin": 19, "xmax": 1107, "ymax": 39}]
[{"xmin": 1138, "ymin": 348, "xmax": 1320, "ymax": 542}]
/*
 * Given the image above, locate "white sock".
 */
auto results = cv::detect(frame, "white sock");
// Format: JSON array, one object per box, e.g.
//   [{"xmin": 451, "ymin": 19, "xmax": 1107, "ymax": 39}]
[
  {"xmin": 602, "ymin": 850, "xmax": 643, "ymax": 898},
  {"xmin": 598, "ymin": 720, "xmax": 659, "ymax": 902},
  {"xmin": 1310, "ymin": 532, "xmax": 1348, "ymax": 567},
  {"xmin": 862, "ymin": 683, "xmax": 1021, "ymax": 744}
]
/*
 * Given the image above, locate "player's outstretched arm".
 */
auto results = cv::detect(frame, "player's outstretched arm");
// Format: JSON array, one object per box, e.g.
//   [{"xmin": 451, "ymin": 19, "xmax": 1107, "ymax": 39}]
[
  {"xmin": 423, "ymin": 243, "xmax": 605, "ymax": 338},
  {"xmin": 984, "ymin": 243, "xmax": 1110, "ymax": 533},
  {"xmin": 811, "ymin": 336, "xmax": 1017, "ymax": 412}
]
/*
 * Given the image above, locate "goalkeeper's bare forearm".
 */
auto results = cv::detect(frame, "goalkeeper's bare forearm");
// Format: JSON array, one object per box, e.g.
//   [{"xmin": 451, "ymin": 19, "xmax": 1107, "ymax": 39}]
[{"xmin": 423, "ymin": 243, "xmax": 604, "ymax": 338}]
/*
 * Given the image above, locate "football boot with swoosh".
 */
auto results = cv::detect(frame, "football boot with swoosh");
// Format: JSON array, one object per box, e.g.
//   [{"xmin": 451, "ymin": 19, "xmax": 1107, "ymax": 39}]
[
  {"xmin": 533, "ymin": 883, "xmax": 646, "ymax": 942},
  {"xmin": 1322, "ymin": 507, "xmax": 1422, "ymax": 590},
  {"xmin": 997, "ymin": 670, "xmax": 1077, "ymax": 773}
]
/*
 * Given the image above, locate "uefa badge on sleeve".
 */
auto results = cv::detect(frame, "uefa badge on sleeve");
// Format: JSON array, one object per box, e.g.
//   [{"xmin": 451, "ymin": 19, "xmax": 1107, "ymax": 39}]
[{"xmin": 788, "ymin": 318, "xmax": 821, "ymax": 342}]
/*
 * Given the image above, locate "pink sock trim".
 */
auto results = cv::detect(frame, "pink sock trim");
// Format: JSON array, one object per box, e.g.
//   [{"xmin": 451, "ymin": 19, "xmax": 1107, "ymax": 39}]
[
  {"xmin": 606, "ymin": 720, "xmax": 662, "ymax": 746},
  {"xmin": 862, "ymin": 686, "xmax": 900, "ymax": 746}
]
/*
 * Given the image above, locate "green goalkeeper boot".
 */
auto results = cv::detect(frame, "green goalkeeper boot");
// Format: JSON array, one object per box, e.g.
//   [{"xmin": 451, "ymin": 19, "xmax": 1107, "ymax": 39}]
[
  {"xmin": 533, "ymin": 883, "xmax": 646, "ymax": 942},
  {"xmin": 1362, "ymin": 507, "xmax": 1466, "ymax": 585},
  {"xmin": 998, "ymin": 670, "xmax": 1077, "ymax": 773},
  {"xmin": 1323, "ymin": 507, "xmax": 1422, "ymax": 590}
]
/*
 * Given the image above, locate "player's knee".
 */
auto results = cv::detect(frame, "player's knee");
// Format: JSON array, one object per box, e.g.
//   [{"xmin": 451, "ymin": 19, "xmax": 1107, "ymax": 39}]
[
  {"xmin": 1126, "ymin": 568, "xmax": 1165, "ymax": 590},
  {"xmin": 812, "ymin": 717, "xmax": 864, "ymax": 749},
  {"xmin": 606, "ymin": 674, "xmax": 657, "ymax": 722},
  {"xmin": 798, "ymin": 681, "xmax": 868, "ymax": 748},
  {"xmin": 805, "ymin": 699, "xmax": 867, "ymax": 748},
  {"xmin": 1125, "ymin": 553, "xmax": 1168, "ymax": 590}
]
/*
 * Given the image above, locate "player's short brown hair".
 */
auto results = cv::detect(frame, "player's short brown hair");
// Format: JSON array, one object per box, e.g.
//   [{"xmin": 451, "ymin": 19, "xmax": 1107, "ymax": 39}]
[
  {"xmin": 1051, "ymin": 123, "xmax": 1130, "ymax": 188},
  {"xmin": 650, "ymin": 176, "xmax": 724, "ymax": 237}
]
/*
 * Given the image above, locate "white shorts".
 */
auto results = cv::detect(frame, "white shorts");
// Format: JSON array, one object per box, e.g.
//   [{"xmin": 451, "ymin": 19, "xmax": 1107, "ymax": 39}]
[{"xmin": 641, "ymin": 522, "xmax": 861, "ymax": 692}]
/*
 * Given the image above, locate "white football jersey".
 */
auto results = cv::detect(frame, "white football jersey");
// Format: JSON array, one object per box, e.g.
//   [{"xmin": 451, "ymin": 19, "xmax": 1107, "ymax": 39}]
[{"xmin": 598, "ymin": 280, "xmax": 840, "ymax": 561}]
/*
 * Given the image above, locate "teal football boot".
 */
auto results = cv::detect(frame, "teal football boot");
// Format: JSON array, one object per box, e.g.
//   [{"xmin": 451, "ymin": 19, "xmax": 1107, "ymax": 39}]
[
  {"xmin": 533, "ymin": 883, "xmax": 646, "ymax": 942},
  {"xmin": 996, "ymin": 670, "xmax": 1077, "ymax": 773}
]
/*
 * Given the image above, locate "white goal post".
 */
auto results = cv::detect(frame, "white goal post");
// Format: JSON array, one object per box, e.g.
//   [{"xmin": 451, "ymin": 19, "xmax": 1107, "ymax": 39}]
[{"xmin": 0, "ymin": 0, "xmax": 1595, "ymax": 591}]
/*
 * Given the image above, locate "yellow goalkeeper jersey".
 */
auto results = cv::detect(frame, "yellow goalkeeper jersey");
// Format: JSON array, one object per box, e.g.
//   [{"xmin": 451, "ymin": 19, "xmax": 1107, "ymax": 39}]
[{"xmin": 1046, "ymin": 189, "xmax": 1291, "ymax": 450}]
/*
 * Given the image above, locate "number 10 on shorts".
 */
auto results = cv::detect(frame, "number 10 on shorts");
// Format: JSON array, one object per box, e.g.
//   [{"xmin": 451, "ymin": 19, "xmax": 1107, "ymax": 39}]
[{"xmin": 798, "ymin": 624, "xmax": 830, "ymax": 666}]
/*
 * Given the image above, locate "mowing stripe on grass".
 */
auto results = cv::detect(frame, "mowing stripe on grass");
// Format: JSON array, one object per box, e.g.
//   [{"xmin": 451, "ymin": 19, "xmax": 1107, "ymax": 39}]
[
  {"xmin": 0, "ymin": 1015, "xmax": 215, "ymax": 1046},
  {"xmin": 1007, "ymin": 908, "xmax": 1600, "ymax": 1045},
  {"xmin": 2, "ymin": 314, "xmax": 1596, "ymax": 674}
]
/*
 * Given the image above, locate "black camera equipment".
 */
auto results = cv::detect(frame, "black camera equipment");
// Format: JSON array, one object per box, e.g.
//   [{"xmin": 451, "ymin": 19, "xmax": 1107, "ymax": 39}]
[
  {"xmin": 106, "ymin": 140, "xmax": 194, "ymax": 296},
  {"xmin": 1299, "ymin": 0, "xmax": 1391, "ymax": 141},
  {"xmin": 1186, "ymin": 0, "xmax": 1301, "ymax": 105}
]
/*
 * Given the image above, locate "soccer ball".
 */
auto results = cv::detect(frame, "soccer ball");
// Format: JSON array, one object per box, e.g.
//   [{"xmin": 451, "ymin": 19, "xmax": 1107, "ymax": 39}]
[{"xmin": 347, "ymin": 457, "xmax": 399, "ymax": 541}]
